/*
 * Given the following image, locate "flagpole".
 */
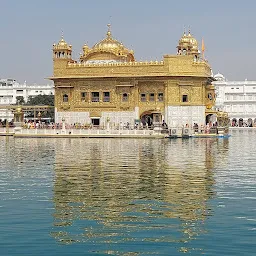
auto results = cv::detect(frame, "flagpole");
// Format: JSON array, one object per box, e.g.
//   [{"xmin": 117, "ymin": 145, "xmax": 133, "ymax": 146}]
[{"xmin": 202, "ymin": 38, "xmax": 205, "ymax": 60}]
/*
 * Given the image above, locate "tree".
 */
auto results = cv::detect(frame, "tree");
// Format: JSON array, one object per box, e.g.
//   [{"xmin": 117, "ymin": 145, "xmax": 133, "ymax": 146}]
[
  {"xmin": 26, "ymin": 94, "xmax": 55, "ymax": 121},
  {"xmin": 16, "ymin": 96, "xmax": 25, "ymax": 105},
  {"xmin": 27, "ymin": 94, "xmax": 54, "ymax": 106}
]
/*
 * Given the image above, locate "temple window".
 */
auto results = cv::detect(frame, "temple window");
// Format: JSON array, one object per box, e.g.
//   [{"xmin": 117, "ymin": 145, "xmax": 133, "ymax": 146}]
[
  {"xmin": 91, "ymin": 92, "xmax": 99, "ymax": 102},
  {"xmin": 103, "ymin": 92, "xmax": 110, "ymax": 102},
  {"xmin": 208, "ymin": 93, "xmax": 213, "ymax": 100},
  {"xmin": 158, "ymin": 93, "xmax": 164, "ymax": 102},
  {"xmin": 122, "ymin": 93, "xmax": 128, "ymax": 102},
  {"xmin": 140, "ymin": 93, "xmax": 146, "ymax": 102},
  {"xmin": 149, "ymin": 93, "xmax": 155, "ymax": 101},
  {"xmin": 182, "ymin": 94, "xmax": 188, "ymax": 102},
  {"xmin": 81, "ymin": 92, "xmax": 87, "ymax": 102},
  {"xmin": 63, "ymin": 94, "xmax": 69, "ymax": 102}
]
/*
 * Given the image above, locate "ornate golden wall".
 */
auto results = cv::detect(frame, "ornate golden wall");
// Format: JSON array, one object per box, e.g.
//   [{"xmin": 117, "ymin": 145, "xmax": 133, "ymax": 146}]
[
  {"xmin": 52, "ymin": 55, "xmax": 214, "ymax": 115},
  {"xmin": 54, "ymin": 77, "xmax": 213, "ymax": 115}
]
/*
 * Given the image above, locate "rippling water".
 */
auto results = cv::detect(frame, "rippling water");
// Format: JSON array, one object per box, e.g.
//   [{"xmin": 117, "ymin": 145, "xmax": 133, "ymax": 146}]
[{"xmin": 0, "ymin": 131, "xmax": 256, "ymax": 255}]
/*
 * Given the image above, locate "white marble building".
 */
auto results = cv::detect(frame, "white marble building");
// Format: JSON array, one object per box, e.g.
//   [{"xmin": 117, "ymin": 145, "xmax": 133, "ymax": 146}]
[
  {"xmin": 213, "ymin": 73, "xmax": 256, "ymax": 126},
  {"xmin": 0, "ymin": 78, "xmax": 54, "ymax": 120}
]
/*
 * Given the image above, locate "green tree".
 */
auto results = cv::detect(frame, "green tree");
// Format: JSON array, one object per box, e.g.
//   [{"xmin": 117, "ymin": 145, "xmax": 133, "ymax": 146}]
[
  {"xmin": 27, "ymin": 94, "xmax": 54, "ymax": 106},
  {"xmin": 16, "ymin": 96, "xmax": 25, "ymax": 105},
  {"xmin": 26, "ymin": 94, "xmax": 55, "ymax": 121}
]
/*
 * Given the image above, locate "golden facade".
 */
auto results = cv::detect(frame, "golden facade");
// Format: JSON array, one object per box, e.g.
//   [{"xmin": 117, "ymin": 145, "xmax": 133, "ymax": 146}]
[{"xmin": 50, "ymin": 25, "xmax": 216, "ymax": 127}]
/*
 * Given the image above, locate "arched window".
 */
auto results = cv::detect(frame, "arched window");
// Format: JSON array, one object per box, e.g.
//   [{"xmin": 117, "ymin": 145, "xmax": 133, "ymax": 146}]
[
  {"xmin": 63, "ymin": 94, "xmax": 68, "ymax": 102},
  {"xmin": 122, "ymin": 93, "xmax": 128, "ymax": 102}
]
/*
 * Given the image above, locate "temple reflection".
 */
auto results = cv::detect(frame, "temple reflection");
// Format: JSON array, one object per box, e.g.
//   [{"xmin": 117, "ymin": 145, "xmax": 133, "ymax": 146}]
[{"xmin": 51, "ymin": 138, "xmax": 229, "ymax": 253}]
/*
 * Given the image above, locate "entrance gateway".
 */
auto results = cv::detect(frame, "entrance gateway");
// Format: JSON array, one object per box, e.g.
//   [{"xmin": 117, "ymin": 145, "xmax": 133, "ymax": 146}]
[{"xmin": 140, "ymin": 111, "xmax": 162, "ymax": 127}]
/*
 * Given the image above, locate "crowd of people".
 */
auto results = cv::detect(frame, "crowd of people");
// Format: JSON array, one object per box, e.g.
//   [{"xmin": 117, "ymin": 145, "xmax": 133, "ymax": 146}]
[
  {"xmin": 0, "ymin": 119, "xmax": 235, "ymax": 134},
  {"xmin": 18, "ymin": 120, "xmax": 170, "ymax": 130}
]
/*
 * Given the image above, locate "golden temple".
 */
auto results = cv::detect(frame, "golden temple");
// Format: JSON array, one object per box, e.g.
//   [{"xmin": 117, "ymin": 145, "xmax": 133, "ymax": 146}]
[{"xmin": 50, "ymin": 25, "xmax": 216, "ymax": 127}]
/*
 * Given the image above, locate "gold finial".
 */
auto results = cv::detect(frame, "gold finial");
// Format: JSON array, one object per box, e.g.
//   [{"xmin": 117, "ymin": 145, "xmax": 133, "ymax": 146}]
[
  {"xmin": 61, "ymin": 30, "xmax": 64, "ymax": 39},
  {"xmin": 188, "ymin": 26, "xmax": 191, "ymax": 36},
  {"xmin": 183, "ymin": 26, "xmax": 186, "ymax": 35},
  {"xmin": 107, "ymin": 23, "xmax": 112, "ymax": 37}
]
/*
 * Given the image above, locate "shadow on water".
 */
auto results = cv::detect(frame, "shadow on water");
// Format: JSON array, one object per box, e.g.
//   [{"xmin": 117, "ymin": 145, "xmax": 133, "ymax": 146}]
[{"xmin": 49, "ymin": 138, "xmax": 229, "ymax": 255}]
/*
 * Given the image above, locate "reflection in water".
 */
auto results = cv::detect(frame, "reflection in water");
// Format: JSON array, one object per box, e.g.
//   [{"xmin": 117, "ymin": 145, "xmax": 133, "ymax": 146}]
[{"xmin": 51, "ymin": 138, "xmax": 229, "ymax": 254}]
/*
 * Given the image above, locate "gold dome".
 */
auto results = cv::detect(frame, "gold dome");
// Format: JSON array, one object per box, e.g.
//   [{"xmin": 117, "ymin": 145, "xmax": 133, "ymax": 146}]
[
  {"xmin": 58, "ymin": 38, "xmax": 68, "ymax": 47},
  {"xmin": 83, "ymin": 43, "xmax": 89, "ymax": 50},
  {"xmin": 93, "ymin": 25, "xmax": 123, "ymax": 51},
  {"xmin": 187, "ymin": 31, "xmax": 198, "ymax": 51},
  {"xmin": 177, "ymin": 30, "xmax": 199, "ymax": 55},
  {"xmin": 80, "ymin": 24, "xmax": 135, "ymax": 63},
  {"xmin": 53, "ymin": 35, "xmax": 72, "ymax": 51},
  {"xmin": 178, "ymin": 31, "xmax": 190, "ymax": 46},
  {"xmin": 82, "ymin": 43, "xmax": 90, "ymax": 55}
]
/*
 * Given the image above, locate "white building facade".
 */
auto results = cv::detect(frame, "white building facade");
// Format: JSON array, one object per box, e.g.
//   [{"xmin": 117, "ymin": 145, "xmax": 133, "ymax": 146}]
[
  {"xmin": 0, "ymin": 78, "xmax": 54, "ymax": 120},
  {"xmin": 213, "ymin": 73, "xmax": 256, "ymax": 127}
]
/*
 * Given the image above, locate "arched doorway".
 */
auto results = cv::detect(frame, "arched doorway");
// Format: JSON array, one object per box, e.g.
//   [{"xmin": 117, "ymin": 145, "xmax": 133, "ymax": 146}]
[
  {"xmin": 141, "ymin": 113, "xmax": 153, "ymax": 127},
  {"xmin": 140, "ymin": 111, "xmax": 162, "ymax": 128}
]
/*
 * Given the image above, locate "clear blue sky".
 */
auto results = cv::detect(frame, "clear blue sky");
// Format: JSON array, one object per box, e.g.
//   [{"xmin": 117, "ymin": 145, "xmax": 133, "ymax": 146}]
[{"xmin": 0, "ymin": 0, "xmax": 255, "ymax": 84}]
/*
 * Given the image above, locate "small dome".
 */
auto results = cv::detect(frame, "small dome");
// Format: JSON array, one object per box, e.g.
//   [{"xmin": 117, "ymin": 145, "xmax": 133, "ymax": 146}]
[
  {"xmin": 53, "ymin": 35, "xmax": 72, "ymax": 50},
  {"xmin": 58, "ymin": 38, "xmax": 68, "ymax": 47},
  {"xmin": 190, "ymin": 37, "xmax": 198, "ymax": 48},
  {"xmin": 214, "ymin": 73, "xmax": 226, "ymax": 81},
  {"xmin": 83, "ymin": 44, "xmax": 89, "ymax": 49},
  {"xmin": 179, "ymin": 32, "xmax": 190, "ymax": 46},
  {"xmin": 177, "ymin": 30, "xmax": 199, "ymax": 55},
  {"xmin": 187, "ymin": 31, "xmax": 198, "ymax": 50}
]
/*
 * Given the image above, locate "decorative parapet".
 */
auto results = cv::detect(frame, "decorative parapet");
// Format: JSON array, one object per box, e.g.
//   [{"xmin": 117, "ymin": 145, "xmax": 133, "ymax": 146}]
[
  {"xmin": 53, "ymin": 45, "xmax": 72, "ymax": 51},
  {"xmin": 52, "ymin": 55, "xmax": 212, "ymax": 79},
  {"xmin": 67, "ymin": 60, "xmax": 164, "ymax": 67}
]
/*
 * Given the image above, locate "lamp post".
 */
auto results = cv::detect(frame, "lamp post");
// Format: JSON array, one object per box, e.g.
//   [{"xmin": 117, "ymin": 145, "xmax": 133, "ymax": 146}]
[
  {"xmin": 106, "ymin": 117, "xmax": 110, "ymax": 132},
  {"xmin": 62, "ymin": 117, "xmax": 66, "ymax": 133}
]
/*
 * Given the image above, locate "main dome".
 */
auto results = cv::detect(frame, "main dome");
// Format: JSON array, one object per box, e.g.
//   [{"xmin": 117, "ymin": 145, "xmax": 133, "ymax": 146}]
[{"xmin": 80, "ymin": 24, "xmax": 135, "ymax": 64}]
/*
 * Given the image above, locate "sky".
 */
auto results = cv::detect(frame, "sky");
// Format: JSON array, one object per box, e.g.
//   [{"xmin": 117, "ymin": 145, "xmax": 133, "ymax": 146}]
[{"xmin": 0, "ymin": 0, "xmax": 255, "ymax": 84}]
